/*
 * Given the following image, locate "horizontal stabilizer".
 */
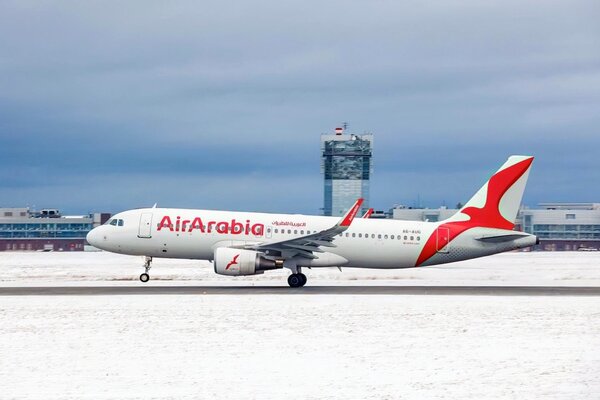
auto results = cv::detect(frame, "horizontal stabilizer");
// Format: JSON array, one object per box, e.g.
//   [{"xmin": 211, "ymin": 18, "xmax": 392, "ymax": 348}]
[{"xmin": 475, "ymin": 232, "xmax": 531, "ymax": 243}]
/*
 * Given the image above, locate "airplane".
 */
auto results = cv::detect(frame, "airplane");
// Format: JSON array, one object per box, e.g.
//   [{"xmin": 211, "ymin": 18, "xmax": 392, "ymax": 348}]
[{"xmin": 86, "ymin": 155, "xmax": 538, "ymax": 287}]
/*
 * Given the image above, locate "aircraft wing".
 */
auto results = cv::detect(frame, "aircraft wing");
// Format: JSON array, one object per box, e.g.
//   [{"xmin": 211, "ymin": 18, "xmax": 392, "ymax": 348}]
[{"xmin": 244, "ymin": 198, "xmax": 364, "ymax": 259}]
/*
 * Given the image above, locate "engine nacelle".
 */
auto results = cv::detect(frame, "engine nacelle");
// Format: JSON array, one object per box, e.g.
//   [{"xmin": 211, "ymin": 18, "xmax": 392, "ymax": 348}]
[{"xmin": 214, "ymin": 247, "xmax": 283, "ymax": 276}]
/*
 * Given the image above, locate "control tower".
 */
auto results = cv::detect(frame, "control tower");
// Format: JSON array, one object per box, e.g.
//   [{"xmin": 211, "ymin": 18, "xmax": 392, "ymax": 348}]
[{"xmin": 321, "ymin": 126, "xmax": 373, "ymax": 216}]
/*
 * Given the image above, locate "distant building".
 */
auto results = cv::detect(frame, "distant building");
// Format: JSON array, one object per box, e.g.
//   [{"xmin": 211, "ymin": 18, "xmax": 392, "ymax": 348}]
[
  {"xmin": 389, "ymin": 203, "xmax": 600, "ymax": 251},
  {"xmin": 519, "ymin": 203, "xmax": 600, "ymax": 251},
  {"xmin": 0, "ymin": 208, "xmax": 111, "ymax": 251},
  {"xmin": 368, "ymin": 210, "xmax": 390, "ymax": 219},
  {"xmin": 391, "ymin": 205, "xmax": 458, "ymax": 222},
  {"xmin": 321, "ymin": 127, "xmax": 373, "ymax": 216}
]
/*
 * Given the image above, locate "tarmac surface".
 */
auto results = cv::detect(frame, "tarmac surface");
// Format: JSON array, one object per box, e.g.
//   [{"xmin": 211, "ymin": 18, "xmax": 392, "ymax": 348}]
[{"xmin": 1, "ymin": 286, "xmax": 599, "ymax": 296}]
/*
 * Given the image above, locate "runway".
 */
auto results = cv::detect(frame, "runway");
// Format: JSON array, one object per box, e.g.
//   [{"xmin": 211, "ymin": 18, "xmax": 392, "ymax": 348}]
[{"xmin": 0, "ymin": 286, "xmax": 599, "ymax": 296}]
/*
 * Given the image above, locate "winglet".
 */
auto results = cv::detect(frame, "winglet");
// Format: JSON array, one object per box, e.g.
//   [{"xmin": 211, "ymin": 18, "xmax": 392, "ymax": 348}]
[
  {"xmin": 339, "ymin": 198, "xmax": 364, "ymax": 227},
  {"xmin": 362, "ymin": 208, "xmax": 374, "ymax": 218}
]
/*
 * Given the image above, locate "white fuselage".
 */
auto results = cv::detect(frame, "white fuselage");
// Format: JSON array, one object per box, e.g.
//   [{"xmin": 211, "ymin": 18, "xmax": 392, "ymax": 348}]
[{"xmin": 87, "ymin": 207, "xmax": 536, "ymax": 269}]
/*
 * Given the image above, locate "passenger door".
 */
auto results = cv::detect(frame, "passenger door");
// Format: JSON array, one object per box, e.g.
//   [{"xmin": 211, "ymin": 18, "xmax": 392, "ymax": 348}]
[{"xmin": 138, "ymin": 212, "xmax": 153, "ymax": 238}]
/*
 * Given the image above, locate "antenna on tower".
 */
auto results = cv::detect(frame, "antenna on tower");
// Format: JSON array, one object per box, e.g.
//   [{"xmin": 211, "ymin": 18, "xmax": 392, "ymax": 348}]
[{"xmin": 342, "ymin": 122, "xmax": 349, "ymax": 131}]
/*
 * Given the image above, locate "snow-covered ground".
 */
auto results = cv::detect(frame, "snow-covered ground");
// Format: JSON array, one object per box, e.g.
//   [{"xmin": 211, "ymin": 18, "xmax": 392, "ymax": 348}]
[
  {"xmin": 1, "ymin": 251, "xmax": 599, "ymax": 286},
  {"xmin": 1, "ymin": 294, "xmax": 599, "ymax": 399},
  {"xmin": 1, "ymin": 252, "xmax": 599, "ymax": 399}
]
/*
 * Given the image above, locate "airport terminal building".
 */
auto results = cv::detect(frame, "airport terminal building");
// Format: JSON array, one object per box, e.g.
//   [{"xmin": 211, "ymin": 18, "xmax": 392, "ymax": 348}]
[
  {"xmin": 519, "ymin": 203, "xmax": 600, "ymax": 251},
  {"xmin": 0, "ymin": 208, "xmax": 110, "ymax": 252}
]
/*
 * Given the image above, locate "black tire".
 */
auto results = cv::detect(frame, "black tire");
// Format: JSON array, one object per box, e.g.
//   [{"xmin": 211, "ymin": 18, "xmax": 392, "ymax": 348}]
[
  {"xmin": 297, "ymin": 273, "xmax": 307, "ymax": 287},
  {"xmin": 139, "ymin": 273, "xmax": 150, "ymax": 283},
  {"xmin": 287, "ymin": 274, "xmax": 303, "ymax": 288}
]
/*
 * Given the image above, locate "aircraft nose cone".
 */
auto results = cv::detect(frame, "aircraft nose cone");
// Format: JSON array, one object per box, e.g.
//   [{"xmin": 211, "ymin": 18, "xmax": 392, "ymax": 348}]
[{"xmin": 86, "ymin": 227, "xmax": 100, "ymax": 247}]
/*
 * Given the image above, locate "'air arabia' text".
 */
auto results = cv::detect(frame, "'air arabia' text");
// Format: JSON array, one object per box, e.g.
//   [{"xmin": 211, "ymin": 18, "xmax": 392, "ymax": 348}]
[{"xmin": 157, "ymin": 216, "xmax": 264, "ymax": 236}]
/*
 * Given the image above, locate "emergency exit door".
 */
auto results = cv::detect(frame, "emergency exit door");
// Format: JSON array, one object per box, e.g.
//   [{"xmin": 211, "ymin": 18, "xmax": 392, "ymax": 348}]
[{"xmin": 138, "ymin": 212, "xmax": 153, "ymax": 238}]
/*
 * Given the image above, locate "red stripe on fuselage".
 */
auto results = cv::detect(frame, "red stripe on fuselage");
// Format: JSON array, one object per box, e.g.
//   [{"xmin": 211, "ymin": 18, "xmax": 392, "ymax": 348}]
[{"xmin": 415, "ymin": 157, "xmax": 533, "ymax": 266}]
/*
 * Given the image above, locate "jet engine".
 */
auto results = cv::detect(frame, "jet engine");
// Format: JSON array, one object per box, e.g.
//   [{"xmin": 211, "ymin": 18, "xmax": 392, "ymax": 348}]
[{"xmin": 214, "ymin": 247, "xmax": 283, "ymax": 276}]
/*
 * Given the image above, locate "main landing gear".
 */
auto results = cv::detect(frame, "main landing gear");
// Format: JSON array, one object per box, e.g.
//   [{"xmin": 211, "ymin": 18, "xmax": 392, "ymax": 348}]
[
  {"xmin": 287, "ymin": 273, "xmax": 307, "ymax": 288},
  {"xmin": 139, "ymin": 256, "xmax": 152, "ymax": 283}
]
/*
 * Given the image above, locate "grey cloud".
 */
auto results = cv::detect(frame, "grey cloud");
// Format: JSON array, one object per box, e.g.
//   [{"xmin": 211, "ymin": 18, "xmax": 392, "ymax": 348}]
[{"xmin": 1, "ymin": 0, "xmax": 599, "ymax": 213}]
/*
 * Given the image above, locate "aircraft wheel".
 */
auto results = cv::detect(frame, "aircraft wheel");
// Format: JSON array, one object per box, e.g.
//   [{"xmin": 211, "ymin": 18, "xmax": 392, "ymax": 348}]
[
  {"xmin": 139, "ymin": 273, "xmax": 150, "ymax": 283},
  {"xmin": 298, "ymin": 273, "xmax": 307, "ymax": 287},
  {"xmin": 287, "ymin": 274, "xmax": 304, "ymax": 288}
]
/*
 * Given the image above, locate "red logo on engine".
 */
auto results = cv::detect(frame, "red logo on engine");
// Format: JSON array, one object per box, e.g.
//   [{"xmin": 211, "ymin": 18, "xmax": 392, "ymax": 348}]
[{"xmin": 225, "ymin": 254, "xmax": 240, "ymax": 270}]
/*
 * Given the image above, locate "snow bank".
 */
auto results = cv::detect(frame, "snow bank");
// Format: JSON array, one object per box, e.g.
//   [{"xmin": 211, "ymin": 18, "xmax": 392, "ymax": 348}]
[
  {"xmin": 1, "ymin": 295, "xmax": 598, "ymax": 399},
  {"xmin": 1, "ymin": 251, "xmax": 599, "ymax": 286}
]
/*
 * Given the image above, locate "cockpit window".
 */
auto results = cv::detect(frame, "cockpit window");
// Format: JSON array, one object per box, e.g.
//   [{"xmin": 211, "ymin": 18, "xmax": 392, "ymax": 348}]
[{"xmin": 107, "ymin": 218, "xmax": 124, "ymax": 227}]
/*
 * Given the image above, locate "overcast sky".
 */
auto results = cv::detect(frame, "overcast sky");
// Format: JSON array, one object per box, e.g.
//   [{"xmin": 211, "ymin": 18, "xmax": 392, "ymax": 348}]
[{"xmin": 1, "ymin": 0, "xmax": 599, "ymax": 215}]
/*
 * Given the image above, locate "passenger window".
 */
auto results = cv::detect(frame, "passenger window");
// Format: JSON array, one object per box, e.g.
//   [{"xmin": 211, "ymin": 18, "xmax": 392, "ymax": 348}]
[
  {"xmin": 404, "ymin": 236, "xmax": 407, "ymax": 240},
  {"xmin": 287, "ymin": 229, "xmax": 291, "ymax": 234},
  {"xmin": 352, "ymin": 233, "xmax": 356, "ymax": 237},
  {"xmin": 410, "ymin": 236, "xmax": 414, "ymax": 241},
  {"xmin": 417, "ymin": 236, "xmax": 420, "ymax": 241},
  {"xmin": 294, "ymin": 230, "xmax": 297, "ymax": 234},
  {"xmin": 384, "ymin": 235, "xmax": 388, "ymax": 239},
  {"xmin": 371, "ymin": 234, "xmax": 375, "ymax": 239},
  {"xmin": 275, "ymin": 229, "xmax": 278, "ymax": 233},
  {"xmin": 358, "ymin": 233, "xmax": 362, "ymax": 238},
  {"xmin": 378, "ymin": 234, "xmax": 382, "ymax": 239}
]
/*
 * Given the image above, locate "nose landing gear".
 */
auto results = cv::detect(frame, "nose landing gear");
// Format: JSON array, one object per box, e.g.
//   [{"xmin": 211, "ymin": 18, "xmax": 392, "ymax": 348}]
[{"xmin": 139, "ymin": 256, "xmax": 152, "ymax": 282}]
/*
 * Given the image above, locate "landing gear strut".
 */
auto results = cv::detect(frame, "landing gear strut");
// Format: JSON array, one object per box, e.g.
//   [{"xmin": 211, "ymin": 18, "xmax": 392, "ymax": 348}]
[
  {"xmin": 140, "ymin": 256, "xmax": 152, "ymax": 283},
  {"xmin": 287, "ymin": 273, "xmax": 307, "ymax": 288}
]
